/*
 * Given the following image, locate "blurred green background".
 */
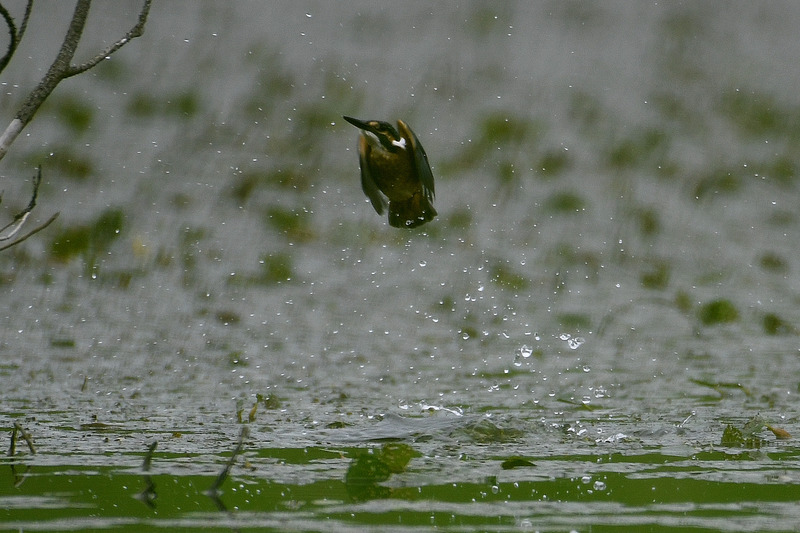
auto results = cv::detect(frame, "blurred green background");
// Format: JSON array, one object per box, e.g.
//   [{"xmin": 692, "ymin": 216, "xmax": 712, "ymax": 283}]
[{"xmin": 2, "ymin": 2, "xmax": 800, "ymax": 531}]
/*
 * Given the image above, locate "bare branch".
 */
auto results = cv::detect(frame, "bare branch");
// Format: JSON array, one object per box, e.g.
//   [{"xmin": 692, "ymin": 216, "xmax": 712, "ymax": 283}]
[
  {"xmin": 0, "ymin": 0, "xmax": 152, "ymax": 161},
  {"xmin": 0, "ymin": 3, "xmax": 18, "ymax": 74},
  {"xmin": 15, "ymin": 422, "xmax": 36, "ymax": 454},
  {"xmin": 0, "ymin": 165, "xmax": 41, "ymax": 240},
  {"xmin": 14, "ymin": 0, "xmax": 91, "ymax": 127},
  {"xmin": 0, "ymin": 1, "xmax": 33, "ymax": 75},
  {"xmin": 0, "ymin": 165, "xmax": 59, "ymax": 252},
  {"xmin": 9, "ymin": 422, "xmax": 36, "ymax": 455},
  {"xmin": 15, "ymin": 1, "xmax": 33, "ymax": 44},
  {"xmin": 8, "ymin": 423, "xmax": 16, "ymax": 456},
  {"xmin": 66, "ymin": 0, "xmax": 152, "ymax": 78},
  {"xmin": 0, "ymin": 117, "xmax": 22, "ymax": 161},
  {"xmin": 0, "ymin": 212, "xmax": 58, "ymax": 252},
  {"xmin": 0, "ymin": 1, "xmax": 151, "ymax": 251}
]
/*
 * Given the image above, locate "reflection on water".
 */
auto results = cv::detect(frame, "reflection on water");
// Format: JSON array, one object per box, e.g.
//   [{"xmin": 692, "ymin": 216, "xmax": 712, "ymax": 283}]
[{"xmin": 2, "ymin": 2, "xmax": 800, "ymax": 531}]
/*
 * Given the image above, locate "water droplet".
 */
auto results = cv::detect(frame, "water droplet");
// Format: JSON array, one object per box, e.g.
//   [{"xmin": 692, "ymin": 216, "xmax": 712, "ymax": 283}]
[
  {"xmin": 567, "ymin": 337, "xmax": 585, "ymax": 350},
  {"xmin": 513, "ymin": 344, "xmax": 533, "ymax": 367}
]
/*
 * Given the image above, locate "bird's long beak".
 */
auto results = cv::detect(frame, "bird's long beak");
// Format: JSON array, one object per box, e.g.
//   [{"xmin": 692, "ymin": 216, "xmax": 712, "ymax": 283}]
[{"xmin": 343, "ymin": 115, "xmax": 371, "ymax": 131}]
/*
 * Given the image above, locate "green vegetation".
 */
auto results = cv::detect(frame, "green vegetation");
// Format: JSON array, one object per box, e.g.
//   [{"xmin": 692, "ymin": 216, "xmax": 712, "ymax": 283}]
[
  {"xmin": 698, "ymin": 299, "xmax": 739, "ymax": 326},
  {"xmin": 49, "ymin": 208, "xmax": 125, "ymax": 271}
]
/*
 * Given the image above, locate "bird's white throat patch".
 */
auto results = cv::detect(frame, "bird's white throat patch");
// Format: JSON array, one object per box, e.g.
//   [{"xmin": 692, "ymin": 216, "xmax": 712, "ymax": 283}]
[{"xmin": 364, "ymin": 131, "xmax": 406, "ymax": 150}]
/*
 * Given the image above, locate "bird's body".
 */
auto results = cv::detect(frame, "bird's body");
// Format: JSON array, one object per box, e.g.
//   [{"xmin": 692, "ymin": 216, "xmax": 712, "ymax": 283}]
[{"xmin": 343, "ymin": 115, "xmax": 437, "ymax": 228}]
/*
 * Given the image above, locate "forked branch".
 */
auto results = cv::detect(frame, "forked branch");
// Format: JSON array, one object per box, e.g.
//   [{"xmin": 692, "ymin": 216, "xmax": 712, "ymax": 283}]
[
  {"xmin": 0, "ymin": 0, "xmax": 152, "ymax": 161},
  {"xmin": 0, "ymin": 0, "xmax": 151, "ymax": 251},
  {"xmin": 0, "ymin": 1, "xmax": 32, "ymax": 74},
  {"xmin": 0, "ymin": 166, "xmax": 59, "ymax": 251}
]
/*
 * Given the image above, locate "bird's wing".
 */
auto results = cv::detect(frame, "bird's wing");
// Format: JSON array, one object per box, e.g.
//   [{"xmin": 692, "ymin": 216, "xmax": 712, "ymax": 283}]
[
  {"xmin": 398, "ymin": 119, "xmax": 435, "ymax": 201},
  {"xmin": 358, "ymin": 134, "xmax": 387, "ymax": 215}
]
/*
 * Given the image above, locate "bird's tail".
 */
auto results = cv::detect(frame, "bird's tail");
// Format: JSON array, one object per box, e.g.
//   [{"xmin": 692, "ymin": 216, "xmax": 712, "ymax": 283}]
[{"xmin": 388, "ymin": 193, "xmax": 437, "ymax": 228}]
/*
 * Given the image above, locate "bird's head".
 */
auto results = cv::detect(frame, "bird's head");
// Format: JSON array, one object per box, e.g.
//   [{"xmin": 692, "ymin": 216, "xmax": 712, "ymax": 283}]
[{"xmin": 343, "ymin": 115, "xmax": 404, "ymax": 151}]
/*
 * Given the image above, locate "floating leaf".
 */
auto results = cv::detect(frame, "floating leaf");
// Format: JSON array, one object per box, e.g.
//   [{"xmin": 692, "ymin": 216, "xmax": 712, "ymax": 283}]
[
  {"xmin": 49, "ymin": 207, "xmax": 125, "ymax": 265},
  {"xmin": 501, "ymin": 457, "xmax": 536, "ymax": 470},
  {"xmin": 690, "ymin": 379, "xmax": 752, "ymax": 398},
  {"xmin": 698, "ymin": 299, "xmax": 739, "ymax": 326},
  {"xmin": 259, "ymin": 253, "xmax": 294, "ymax": 284},
  {"xmin": 453, "ymin": 419, "xmax": 525, "ymax": 444},
  {"xmin": 641, "ymin": 261, "xmax": 670, "ymax": 289},
  {"xmin": 742, "ymin": 415, "xmax": 766, "ymax": 437},
  {"xmin": 762, "ymin": 313, "xmax": 796, "ymax": 335},
  {"xmin": 544, "ymin": 191, "xmax": 586, "ymax": 213},
  {"xmin": 720, "ymin": 416, "xmax": 769, "ymax": 448},
  {"xmin": 720, "ymin": 424, "xmax": 743, "ymax": 447},
  {"xmin": 489, "ymin": 262, "xmax": 530, "ymax": 291},
  {"xmin": 345, "ymin": 443, "xmax": 420, "ymax": 501},
  {"xmin": 537, "ymin": 150, "xmax": 570, "ymax": 177},
  {"xmin": 216, "ymin": 310, "xmax": 241, "ymax": 325},
  {"xmin": 759, "ymin": 252, "xmax": 788, "ymax": 273},
  {"xmin": 259, "ymin": 393, "xmax": 282, "ymax": 409},
  {"xmin": 378, "ymin": 442, "xmax": 418, "ymax": 474}
]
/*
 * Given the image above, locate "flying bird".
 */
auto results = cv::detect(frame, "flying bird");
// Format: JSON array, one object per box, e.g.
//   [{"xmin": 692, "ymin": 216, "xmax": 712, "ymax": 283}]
[{"xmin": 343, "ymin": 115, "xmax": 436, "ymax": 228}]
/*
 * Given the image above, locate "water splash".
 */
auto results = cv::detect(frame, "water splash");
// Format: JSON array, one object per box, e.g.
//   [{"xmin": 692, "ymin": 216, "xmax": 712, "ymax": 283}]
[
  {"xmin": 513, "ymin": 344, "xmax": 534, "ymax": 367},
  {"xmin": 559, "ymin": 333, "xmax": 585, "ymax": 350}
]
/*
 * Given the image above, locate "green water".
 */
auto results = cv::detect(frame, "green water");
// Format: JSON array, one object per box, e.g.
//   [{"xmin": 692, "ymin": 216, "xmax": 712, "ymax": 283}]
[{"xmin": 2, "ymin": 2, "xmax": 800, "ymax": 531}]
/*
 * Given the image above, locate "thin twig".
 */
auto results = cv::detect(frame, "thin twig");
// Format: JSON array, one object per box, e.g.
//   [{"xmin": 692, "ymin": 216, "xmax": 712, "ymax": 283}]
[
  {"xmin": 0, "ymin": 212, "xmax": 59, "ymax": 251},
  {"xmin": 66, "ymin": 0, "xmax": 152, "ymax": 78},
  {"xmin": 1, "ymin": 0, "xmax": 152, "ymax": 160},
  {"xmin": 0, "ymin": 0, "xmax": 151, "ymax": 250},
  {"xmin": 0, "ymin": 165, "xmax": 41, "ymax": 238},
  {"xmin": 142, "ymin": 441, "xmax": 157, "ymax": 471},
  {"xmin": 0, "ymin": 165, "xmax": 59, "ymax": 251},
  {"xmin": 8, "ymin": 423, "xmax": 17, "ymax": 456},
  {"xmin": 0, "ymin": 3, "xmax": 17, "ymax": 74},
  {"xmin": 16, "ymin": 0, "xmax": 33, "ymax": 44},
  {"xmin": 11, "ymin": 422, "xmax": 35, "ymax": 454},
  {"xmin": 208, "ymin": 427, "xmax": 249, "ymax": 495},
  {"xmin": 137, "ymin": 441, "xmax": 158, "ymax": 508}
]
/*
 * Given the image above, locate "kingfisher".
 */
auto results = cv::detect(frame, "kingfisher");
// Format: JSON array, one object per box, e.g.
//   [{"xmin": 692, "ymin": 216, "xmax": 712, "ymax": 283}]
[{"xmin": 343, "ymin": 115, "xmax": 437, "ymax": 228}]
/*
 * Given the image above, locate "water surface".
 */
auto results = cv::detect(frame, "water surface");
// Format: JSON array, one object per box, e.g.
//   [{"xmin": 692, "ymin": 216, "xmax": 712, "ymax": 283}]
[{"xmin": 2, "ymin": 2, "xmax": 800, "ymax": 531}]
